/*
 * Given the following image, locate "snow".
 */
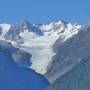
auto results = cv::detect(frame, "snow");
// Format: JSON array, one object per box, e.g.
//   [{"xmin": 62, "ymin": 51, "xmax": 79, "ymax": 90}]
[
  {"xmin": 60, "ymin": 24, "xmax": 81, "ymax": 42},
  {"xmin": 40, "ymin": 24, "xmax": 53, "ymax": 32},
  {"xmin": 19, "ymin": 36, "xmax": 57, "ymax": 74},
  {"xmin": 0, "ymin": 24, "xmax": 11, "ymax": 35}
]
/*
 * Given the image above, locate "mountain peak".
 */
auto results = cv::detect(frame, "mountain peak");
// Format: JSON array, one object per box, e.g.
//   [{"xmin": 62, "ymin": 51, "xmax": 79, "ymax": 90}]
[
  {"xmin": 19, "ymin": 19, "xmax": 30, "ymax": 24},
  {"xmin": 16, "ymin": 19, "xmax": 31, "ymax": 28}
]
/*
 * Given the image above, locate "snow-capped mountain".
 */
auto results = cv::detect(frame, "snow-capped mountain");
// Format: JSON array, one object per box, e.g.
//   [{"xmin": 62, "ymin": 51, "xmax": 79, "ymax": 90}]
[{"xmin": 1, "ymin": 20, "xmax": 89, "ymax": 83}]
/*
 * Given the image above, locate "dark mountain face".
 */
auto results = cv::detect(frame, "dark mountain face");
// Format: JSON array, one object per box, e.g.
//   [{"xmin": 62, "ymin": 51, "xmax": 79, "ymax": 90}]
[
  {"xmin": 46, "ymin": 56, "xmax": 90, "ymax": 90},
  {"xmin": 45, "ymin": 27, "xmax": 90, "ymax": 83},
  {"xmin": 0, "ymin": 40, "xmax": 32, "ymax": 67},
  {"xmin": 0, "ymin": 40, "xmax": 49, "ymax": 90}
]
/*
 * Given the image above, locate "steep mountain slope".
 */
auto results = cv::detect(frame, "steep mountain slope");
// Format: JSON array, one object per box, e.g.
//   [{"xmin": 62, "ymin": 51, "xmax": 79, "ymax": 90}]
[
  {"xmin": 45, "ymin": 25, "xmax": 90, "ymax": 83},
  {"xmin": 0, "ymin": 40, "xmax": 32, "ymax": 67},
  {"xmin": 46, "ymin": 56, "xmax": 90, "ymax": 90},
  {"xmin": 0, "ymin": 40, "xmax": 49, "ymax": 90}
]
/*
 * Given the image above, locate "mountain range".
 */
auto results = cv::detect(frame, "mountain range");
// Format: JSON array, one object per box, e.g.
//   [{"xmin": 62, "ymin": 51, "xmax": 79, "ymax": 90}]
[{"xmin": 0, "ymin": 20, "xmax": 90, "ymax": 84}]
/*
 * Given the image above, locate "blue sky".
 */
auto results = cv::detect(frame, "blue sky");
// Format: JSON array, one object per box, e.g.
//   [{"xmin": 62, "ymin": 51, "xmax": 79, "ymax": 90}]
[{"xmin": 0, "ymin": 0, "xmax": 90, "ymax": 24}]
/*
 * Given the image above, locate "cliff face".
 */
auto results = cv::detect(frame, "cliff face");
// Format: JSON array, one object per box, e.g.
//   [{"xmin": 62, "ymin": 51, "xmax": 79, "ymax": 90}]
[{"xmin": 46, "ymin": 56, "xmax": 90, "ymax": 90}]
